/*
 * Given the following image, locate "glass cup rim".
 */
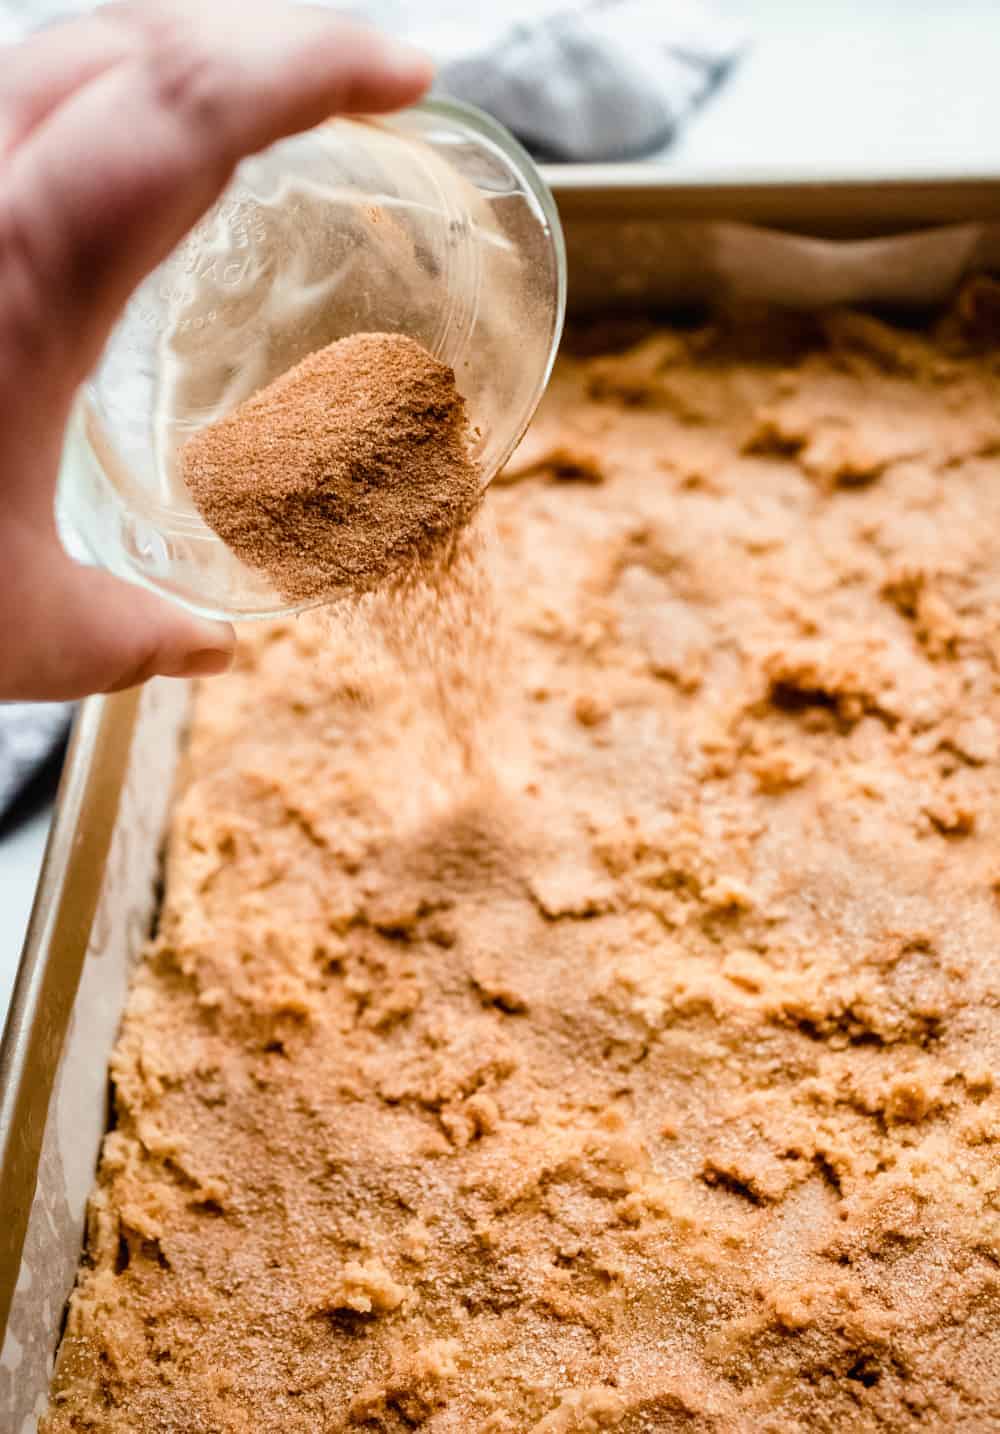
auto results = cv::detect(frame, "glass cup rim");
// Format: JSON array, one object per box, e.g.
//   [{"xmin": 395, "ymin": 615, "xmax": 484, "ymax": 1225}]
[
  {"xmin": 389, "ymin": 95, "xmax": 568, "ymax": 434},
  {"xmin": 74, "ymin": 97, "xmax": 568, "ymax": 620}
]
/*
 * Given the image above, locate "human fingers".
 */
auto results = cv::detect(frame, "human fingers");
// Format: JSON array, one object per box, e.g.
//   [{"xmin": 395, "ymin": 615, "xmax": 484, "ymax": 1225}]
[
  {"xmin": 0, "ymin": 12, "xmax": 137, "ymax": 160},
  {"xmin": 0, "ymin": 0, "xmax": 432, "ymax": 391},
  {"xmin": 2, "ymin": 530, "xmax": 234, "ymax": 700}
]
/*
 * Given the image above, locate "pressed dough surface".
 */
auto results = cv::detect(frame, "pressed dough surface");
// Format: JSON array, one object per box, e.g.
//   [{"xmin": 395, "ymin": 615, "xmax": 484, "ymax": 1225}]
[{"xmin": 46, "ymin": 304, "xmax": 1000, "ymax": 1431}]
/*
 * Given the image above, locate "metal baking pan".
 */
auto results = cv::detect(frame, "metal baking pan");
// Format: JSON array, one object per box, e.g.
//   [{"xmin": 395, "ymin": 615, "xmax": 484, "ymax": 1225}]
[{"xmin": 4, "ymin": 171, "xmax": 1000, "ymax": 1430}]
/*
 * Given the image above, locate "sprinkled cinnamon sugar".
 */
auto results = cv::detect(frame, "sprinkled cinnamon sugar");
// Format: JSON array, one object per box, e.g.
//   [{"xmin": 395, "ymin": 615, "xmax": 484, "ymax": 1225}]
[
  {"xmin": 181, "ymin": 332, "xmax": 483, "ymax": 605},
  {"xmin": 48, "ymin": 297, "xmax": 1000, "ymax": 1431}
]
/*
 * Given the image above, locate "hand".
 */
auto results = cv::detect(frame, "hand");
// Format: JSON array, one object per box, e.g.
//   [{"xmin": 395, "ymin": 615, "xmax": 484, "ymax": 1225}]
[{"xmin": 0, "ymin": 0, "xmax": 432, "ymax": 699}]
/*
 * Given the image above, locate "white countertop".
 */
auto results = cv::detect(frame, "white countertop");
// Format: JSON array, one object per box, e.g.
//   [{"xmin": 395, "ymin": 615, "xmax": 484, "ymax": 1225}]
[
  {"xmin": 2, "ymin": 0, "xmax": 999, "ymax": 1037},
  {"xmin": 662, "ymin": 0, "xmax": 1000, "ymax": 181}
]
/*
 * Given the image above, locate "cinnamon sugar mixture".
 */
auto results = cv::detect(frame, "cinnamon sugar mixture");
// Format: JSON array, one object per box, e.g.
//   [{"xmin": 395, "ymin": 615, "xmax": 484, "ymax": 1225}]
[
  {"xmin": 47, "ymin": 296, "xmax": 1000, "ymax": 1431},
  {"xmin": 182, "ymin": 333, "xmax": 482, "ymax": 605}
]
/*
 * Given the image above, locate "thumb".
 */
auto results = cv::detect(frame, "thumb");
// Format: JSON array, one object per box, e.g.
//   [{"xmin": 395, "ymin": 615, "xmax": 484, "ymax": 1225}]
[{"xmin": 4, "ymin": 539, "xmax": 234, "ymax": 700}]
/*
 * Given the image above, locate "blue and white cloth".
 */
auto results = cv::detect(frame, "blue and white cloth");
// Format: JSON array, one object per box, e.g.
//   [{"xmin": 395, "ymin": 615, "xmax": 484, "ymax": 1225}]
[
  {"xmin": 352, "ymin": 0, "xmax": 747, "ymax": 160},
  {"xmin": 3, "ymin": 0, "xmax": 747, "ymax": 160},
  {"xmin": 0, "ymin": 703, "xmax": 71, "ymax": 827}
]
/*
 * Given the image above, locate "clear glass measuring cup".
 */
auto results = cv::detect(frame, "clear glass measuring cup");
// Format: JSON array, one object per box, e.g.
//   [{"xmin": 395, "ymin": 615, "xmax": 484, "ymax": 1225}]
[{"xmin": 57, "ymin": 98, "xmax": 567, "ymax": 620}]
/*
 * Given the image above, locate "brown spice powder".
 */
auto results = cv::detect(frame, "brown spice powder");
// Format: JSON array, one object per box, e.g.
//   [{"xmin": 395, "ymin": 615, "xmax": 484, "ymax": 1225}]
[{"xmin": 181, "ymin": 332, "xmax": 483, "ymax": 605}]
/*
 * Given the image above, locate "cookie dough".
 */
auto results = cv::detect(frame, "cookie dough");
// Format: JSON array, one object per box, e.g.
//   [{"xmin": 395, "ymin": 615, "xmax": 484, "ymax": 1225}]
[{"xmin": 46, "ymin": 301, "xmax": 1000, "ymax": 1431}]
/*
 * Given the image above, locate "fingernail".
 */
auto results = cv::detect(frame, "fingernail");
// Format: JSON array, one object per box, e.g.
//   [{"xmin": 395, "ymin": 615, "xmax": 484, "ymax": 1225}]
[
  {"xmin": 171, "ymin": 647, "xmax": 234, "ymax": 679},
  {"xmin": 382, "ymin": 37, "xmax": 434, "ymax": 80}
]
